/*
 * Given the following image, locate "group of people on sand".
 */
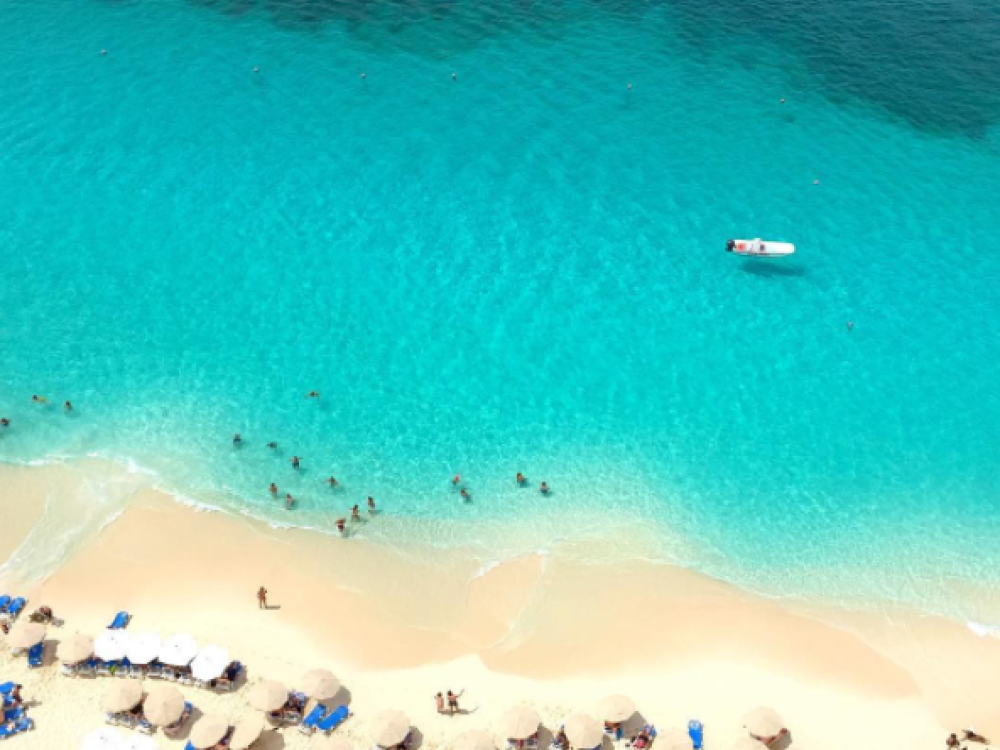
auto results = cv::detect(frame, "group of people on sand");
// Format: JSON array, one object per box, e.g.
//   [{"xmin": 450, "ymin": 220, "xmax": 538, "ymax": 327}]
[
  {"xmin": 947, "ymin": 728, "xmax": 988, "ymax": 748},
  {"xmin": 433, "ymin": 689, "xmax": 464, "ymax": 715}
]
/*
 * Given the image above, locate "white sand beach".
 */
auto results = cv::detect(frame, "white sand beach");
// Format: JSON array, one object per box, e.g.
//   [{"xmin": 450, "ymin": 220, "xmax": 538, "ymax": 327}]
[{"xmin": 2, "ymin": 461, "xmax": 998, "ymax": 750}]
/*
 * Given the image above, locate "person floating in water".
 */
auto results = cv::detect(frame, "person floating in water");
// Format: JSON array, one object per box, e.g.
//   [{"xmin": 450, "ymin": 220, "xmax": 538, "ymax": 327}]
[
  {"xmin": 233, "ymin": 433, "xmax": 242, "ymax": 445},
  {"xmin": 351, "ymin": 504, "xmax": 361, "ymax": 521},
  {"xmin": 846, "ymin": 321, "xmax": 854, "ymax": 331},
  {"xmin": 64, "ymin": 401, "xmax": 73, "ymax": 412},
  {"xmin": 540, "ymin": 482, "xmax": 550, "ymax": 495},
  {"xmin": 291, "ymin": 456, "xmax": 300, "ymax": 469},
  {"xmin": 327, "ymin": 476, "xmax": 339, "ymax": 487},
  {"xmin": 31, "ymin": 395, "xmax": 47, "ymax": 404},
  {"xmin": 452, "ymin": 474, "xmax": 461, "ymax": 486},
  {"xmin": 516, "ymin": 472, "xmax": 526, "ymax": 485},
  {"xmin": 269, "ymin": 483, "xmax": 278, "ymax": 494},
  {"xmin": 460, "ymin": 488, "xmax": 471, "ymax": 500},
  {"xmin": 0, "ymin": 418, "xmax": 9, "ymax": 427},
  {"xmin": 368, "ymin": 496, "xmax": 376, "ymax": 513},
  {"xmin": 285, "ymin": 493, "xmax": 294, "ymax": 509},
  {"xmin": 307, "ymin": 390, "xmax": 320, "ymax": 399},
  {"xmin": 266, "ymin": 441, "xmax": 278, "ymax": 450}
]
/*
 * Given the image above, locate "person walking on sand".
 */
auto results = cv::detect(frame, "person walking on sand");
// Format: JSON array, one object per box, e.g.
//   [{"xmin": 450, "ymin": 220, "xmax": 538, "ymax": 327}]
[
  {"xmin": 257, "ymin": 587, "xmax": 268, "ymax": 609},
  {"xmin": 435, "ymin": 693, "xmax": 445, "ymax": 714},
  {"xmin": 447, "ymin": 689, "xmax": 463, "ymax": 714}
]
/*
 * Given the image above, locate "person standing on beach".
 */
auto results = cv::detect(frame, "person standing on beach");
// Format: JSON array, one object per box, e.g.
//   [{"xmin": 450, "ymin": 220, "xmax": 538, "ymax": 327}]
[
  {"xmin": 435, "ymin": 693, "xmax": 445, "ymax": 714},
  {"xmin": 257, "ymin": 587, "xmax": 268, "ymax": 609},
  {"xmin": 447, "ymin": 689, "xmax": 463, "ymax": 714}
]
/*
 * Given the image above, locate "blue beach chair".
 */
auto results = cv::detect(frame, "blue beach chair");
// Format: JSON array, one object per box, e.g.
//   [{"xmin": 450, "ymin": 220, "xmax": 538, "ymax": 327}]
[
  {"xmin": 0, "ymin": 716, "xmax": 33, "ymax": 739},
  {"xmin": 6, "ymin": 598, "xmax": 26, "ymax": 619},
  {"xmin": 108, "ymin": 611, "xmax": 130, "ymax": 629},
  {"xmin": 0, "ymin": 682, "xmax": 14, "ymax": 694},
  {"xmin": 27, "ymin": 642, "xmax": 44, "ymax": 668},
  {"xmin": 317, "ymin": 705, "xmax": 350, "ymax": 734},
  {"xmin": 687, "ymin": 720, "xmax": 703, "ymax": 750},
  {"xmin": 184, "ymin": 743, "xmax": 196, "ymax": 750},
  {"xmin": 0, "ymin": 595, "xmax": 10, "ymax": 612},
  {"xmin": 3, "ymin": 705, "xmax": 24, "ymax": 722},
  {"xmin": 297, "ymin": 704, "xmax": 328, "ymax": 735}
]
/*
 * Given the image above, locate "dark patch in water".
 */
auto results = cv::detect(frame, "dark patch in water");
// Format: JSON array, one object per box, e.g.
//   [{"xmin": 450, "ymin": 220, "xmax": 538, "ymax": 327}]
[{"xmin": 740, "ymin": 261, "xmax": 807, "ymax": 278}]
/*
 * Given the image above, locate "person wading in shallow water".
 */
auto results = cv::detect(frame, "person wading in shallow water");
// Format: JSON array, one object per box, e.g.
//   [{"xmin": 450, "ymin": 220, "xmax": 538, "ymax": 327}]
[{"xmin": 257, "ymin": 586, "xmax": 268, "ymax": 609}]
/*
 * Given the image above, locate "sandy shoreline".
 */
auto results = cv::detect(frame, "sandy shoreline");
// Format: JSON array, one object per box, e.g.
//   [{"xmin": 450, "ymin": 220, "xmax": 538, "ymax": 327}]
[{"xmin": 2, "ymin": 461, "xmax": 999, "ymax": 749}]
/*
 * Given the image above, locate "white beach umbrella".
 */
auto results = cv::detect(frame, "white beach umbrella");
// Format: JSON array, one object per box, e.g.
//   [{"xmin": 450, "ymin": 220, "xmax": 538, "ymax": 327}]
[
  {"xmin": 502, "ymin": 705, "xmax": 540, "ymax": 740},
  {"xmin": 143, "ymin": 684, "xmax": 185, "ymax": 725},
  {"xmin": 453, "ymin": 730, "xmax": 495, "ymax": 750},
  {"xmin": 247, "ymin": 679, "xmax": 287, "ymax": 712},
  {"xmin": 730, "ymin": 739, "xmax": 765, "ymax": 750},
  {"xmin": 81, "ymin": 727, "xmax": 125, "ymax": 750},
  {"xmin": 125, "ymin": 632, "xmax": 161, "ymax": 665},
  {"xmin": 323, "ymin": 738, "xmax": 354, "ymax": 750},
  {"xmin": 6, "ymin": 621, "xmax": 45, "ymax": 649},
  {"xmin": 191, "ymin": 644, "xmax": 230, "ymax": 681},
  {"xmin": 95, "ymin": 629, "xmax": 130, "ymax": 661},
  {"xmin": 301, "ymin": 668, "xmax": 341, "ymax": 700},
  {"xmin": 104, "ymin": 680, "xmax": 144, "ymax": 712},
  {"xmin": 190, "ymin": 714, "xmax": 230, "ymax": 749},
  {"xmin": 369, "ymin": 709, "xmax": 411, "ymax": 747},
  {"xmin": 566, "ymin": 715, "xmax": 603, "ymax": 749},
  {"xmin": 231, "ymin": 715, "xmax": 265, "ymax": 750},
  {"xmin": 657, "ymin": 728, "xmax": 693, "ymax": 750},
  {"xmin": 160, "ymin": 633, "xmax": 199, "ymax": 666},
  {"xmin": 596, "ymin": 695, "xmax": 635, "ymax": 723},
  {"xmin": 58, "ymin": 633, "xmax": 95, "ymax": 664},
  {"xmin": 743, "ymin": 707, "xmax": 784, "ymax": 739},
  {"xmin": 124, "ymin": 736, "xmax": 160, "ymax": 750}
]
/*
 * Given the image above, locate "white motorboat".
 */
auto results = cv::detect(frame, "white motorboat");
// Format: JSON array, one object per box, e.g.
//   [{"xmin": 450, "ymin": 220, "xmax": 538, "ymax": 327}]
[{"xmin": 726, "ymin": 238, "xmax": 795, "ymax": 257}]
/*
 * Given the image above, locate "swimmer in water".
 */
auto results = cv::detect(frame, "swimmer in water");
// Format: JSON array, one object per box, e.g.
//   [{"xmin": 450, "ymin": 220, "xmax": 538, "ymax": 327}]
[
  {"xmin": 291, "ymin": 456, "xmax": 300, "ymax": 469},
  {"xmin": 516, "ymin": 472, "xmax": 526, "ymax": 485},
  {"xmin": 452, "ymin": 474, "xmax": 461, "ymax": 486},
  {"xmin": 31, "ymin": 395, "xmax": 47, "ymax": 404},
  {"xmin": 460, "ymin": 488, "xmax": 471, "ymax": 500},
  {"xmin": 368, "ymin": 496, "xmax": 375, "ymax": 513},
  {"xmin": 307, "ymin": 391, "xmax": 320, "ymax": 398},
  {"xmin": 266, "ymin": 441, "xmax": 278, "ymax": 449},
  {"xmin": 285, "ymin": 493, "xmax": 294, "ymax": 509},
  {"xmin": 351, "ymin": 504, "xmax": 361, "ymax": 521},
  {"xmin": 1, "ymin": 418, "xmax": 9, "ymax": 427},
  {"xmin": 540, "ymin": 482, "xmax": 550, "ymax": 495},
  {"xmin": 335, "ymin": 518, "xmax": 347, "ymax": 534},
  {"xmin": 64, "ymin": 401, "xmax": 73, "ymax": 412},
  {"xmin": 233, "ymin": 433, "xmax": 242, "ymax": 445},
  {"xmin": 269, "ymin": 483, "xmax": 278, "ymax": 494},
  {"xmin": 847, "ymin": 321, "xmax": 854, "ymax": 331},
  {"xmin": 327, "ymin": 476, "xmax": 339, "ymax": 487}
]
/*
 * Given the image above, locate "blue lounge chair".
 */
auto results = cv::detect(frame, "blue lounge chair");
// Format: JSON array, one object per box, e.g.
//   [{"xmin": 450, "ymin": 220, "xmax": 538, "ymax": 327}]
[
  {"xmin": 687, "ymin": 721, "xmax": 703, "ymax": 750},
  {"xmin": 317, "ymin": 705, "xmax": 350, "ymax": 734},
  {"xmin": 108, "ymin": 611, "xmax": 130, "ymax": 629},
  {"xmin": 297, "ymin": 704, "xmax": 329, "ymax": 735},
  {"xmin": 0, "ymin": 682, "xmax": 13, "ymax": 694},
  {"xmin": 3, "ymin": 706, "xmax": 24, "ymax": 722},
  {"xmin": 0, "ymin": 716, "xmax": 33, "ymax": 739},
  {"xmin": 27, "ymin": 642, "xmax": 43, "ymax": 668},
  {"xmin": 6, "ymin": 598, "xmax": 26, "ymax": 619},
  {"xmin": 184, "ymin": 742, "xmax": 196, "ymax": 750},
  {"xmin": 0, "ymin": 595, "xmax": 10, "ymax": 612}
]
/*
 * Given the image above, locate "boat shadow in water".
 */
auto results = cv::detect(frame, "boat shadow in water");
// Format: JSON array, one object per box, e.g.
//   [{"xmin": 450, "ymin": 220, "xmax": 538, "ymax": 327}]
[{"xmin": 740, "ymin": 261, "xmax": 807, "ymax": 279}]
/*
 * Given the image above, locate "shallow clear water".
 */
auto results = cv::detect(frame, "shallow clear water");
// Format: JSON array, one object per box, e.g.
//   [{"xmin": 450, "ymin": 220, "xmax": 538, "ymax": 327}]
[{"xmin": 1, "ymin": 0, "xmax": 998, "ymax": 621}]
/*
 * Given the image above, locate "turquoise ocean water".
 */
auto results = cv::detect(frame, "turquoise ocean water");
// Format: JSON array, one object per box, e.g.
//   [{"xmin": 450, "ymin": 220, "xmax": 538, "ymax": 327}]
[{"xmin": 1, "ymin": 0, "xmax": 998, "ymax": 623}]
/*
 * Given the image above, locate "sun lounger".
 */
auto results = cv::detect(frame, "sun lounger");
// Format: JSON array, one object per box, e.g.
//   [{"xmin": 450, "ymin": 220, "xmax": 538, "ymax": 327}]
[
  {"xmin": 0, "ymin": 683, "xmax": 13, "ymax": 694},
  {"xmin": 138, "ymin": 718, "xmax": 155, "ymax": 734},
  {"xmin": 3, "ymin": 706, "xmax": 24, "ymax": 723},
  {"xmin": 527, "ymin": 738, "xmax": 539, "ymax": 750},
  {"xmin": 60, "ymin": 663, "xmax": 78, "ymax": 678},
  {"xmin": 0, "ymin": 596, "xmax": 10, "ymax": 612},
  {"xmin": 129, "ymin": 664, "xmax": 146, "ymax": 679},
  {"xmin": 0, "ymin": 716, "xmax": 33, "ymax": 739},
  {"xmin": 96, "ymin": 661, "xmax": 115, "ymax": 677},
  {"xmin": 161, "ymin": 667, "xmax": 178, "ymax": 681},
  {"xmin": 27, "ymin": 642, "xmax": 44, "ymax": 668},
  {"xmin": 687, "ymin": 721, "xmax": 703, "ymax": 750},
  {"xmin": 164, "ymin": 702, "xmax": 193, "ymax": 737},
  {"xmin": 184, "ymin": 743, "xmax": 196, "ymax": 750},
  {"xmin": 114, "ymin": 658, "xmax": 132, "ymax": 678},
  {"xmin": 108, "ymin": 611, "xmax": 130, "ymax": 629},
  {"xmin": 317, "ymin": 705, "xmax": 350, "ymax": 735},
  {"xmin": 297, "ymin": 704, "xmax": 328, "ymax": 735},
  {"xmin": 146, "ymin": 663, "xmax": 164, "ymax": 679},
  {"xmin": 77, "ymin": 660, "xmax": 97, "ymax": 678},
  {"xmin": 6, "ymin": 598, "xmax": 26, "ymax": 620}
]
